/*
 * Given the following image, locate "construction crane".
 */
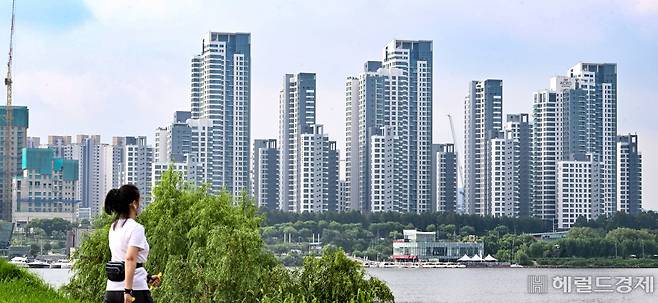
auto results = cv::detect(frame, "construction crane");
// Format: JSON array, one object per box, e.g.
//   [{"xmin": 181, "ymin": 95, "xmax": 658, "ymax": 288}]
[
  {"xmin": 447, "ymin": 114, "xmax": 464, "ymax": 189},
  {"xmin": 3, "ymin": 0, "xmax": 16, "ymax": 222}
]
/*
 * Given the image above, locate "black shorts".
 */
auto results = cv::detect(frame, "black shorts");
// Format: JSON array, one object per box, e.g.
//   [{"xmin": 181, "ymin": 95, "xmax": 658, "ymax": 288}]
[{"xmin": 104, "ymin": 290, "xmax": 153, "ymax": 303}]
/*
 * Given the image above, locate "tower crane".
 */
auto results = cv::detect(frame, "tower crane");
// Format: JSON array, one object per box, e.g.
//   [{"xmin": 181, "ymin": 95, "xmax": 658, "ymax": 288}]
[{"xmin": 3, "ymin": 0, "xmax": 16, "ymax": 221}]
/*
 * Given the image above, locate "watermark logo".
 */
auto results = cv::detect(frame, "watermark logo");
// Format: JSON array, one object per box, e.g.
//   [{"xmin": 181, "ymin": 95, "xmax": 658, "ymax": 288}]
[
  {"xmin": 528, "ymin": 275, "xmax": 548, "ymax": 294},
  {"xmin": 527, "ymin": 275, "xmax": 655, "ymax": 294}
]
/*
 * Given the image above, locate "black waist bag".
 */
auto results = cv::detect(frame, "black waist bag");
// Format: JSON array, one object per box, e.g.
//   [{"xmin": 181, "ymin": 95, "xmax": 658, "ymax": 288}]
[{"xmin": 105, "ymin": 261, "xmax": 144, "ymax": 282}]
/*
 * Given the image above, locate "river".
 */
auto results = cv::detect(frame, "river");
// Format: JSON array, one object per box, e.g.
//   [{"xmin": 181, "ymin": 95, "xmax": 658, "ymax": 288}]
[{"xmin": 29, "ymin": 267, "xmax": 658, "ymax": 302}]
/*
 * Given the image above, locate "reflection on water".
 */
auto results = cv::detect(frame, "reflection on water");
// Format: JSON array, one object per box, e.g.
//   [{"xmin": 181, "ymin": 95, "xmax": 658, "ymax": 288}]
[
  {"xmin": 367, "ymin": 267, "xmax": 658, "ymax": 303},
  {"xmin": 28, "ymin": 268, "xmax": 73, "ymax": 289},
  {"xmin": 28, "ymin": 267, "xmax": 658, "ymax": 302}
]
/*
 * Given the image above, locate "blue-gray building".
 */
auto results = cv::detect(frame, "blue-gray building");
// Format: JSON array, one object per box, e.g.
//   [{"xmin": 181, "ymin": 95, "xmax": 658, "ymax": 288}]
[
  {"xmin": 505, "ymin": 114, "xmax": 531, "ymax": 216},
  {"xmin": 432, "ymin": 144, "xmax": 457, "ymax": 213},
  {"xmin": 251, "ymin": 139, "xmax": 279, "ymax": 211},
  {"xmin": 155, "ymin": 111, "xmax": 192, "ymax": 163},
  {"xmin": 617, "ymin": 134, "xmax": 642, "ymax": 215}
]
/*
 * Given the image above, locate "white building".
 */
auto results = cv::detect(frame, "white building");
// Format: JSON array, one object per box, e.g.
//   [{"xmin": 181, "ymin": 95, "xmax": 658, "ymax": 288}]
[
  {"xmin": 190, "ymin": 32, "xmax": 251, "ymax": 196},
  {"xmin": 617, "ymin": 134, "xmax": 642, "ymax": 214},
  {"xmin": 187, "ymin": 118, "xmax": 213, "ymax": 187},
  {"xmin": 152, "ymin": 162, "xmax": 189, "ymax": 189},
  {"xmin": 100, "ymin": 138, "xmax": 125, "ymax": 204},
  {"xmin": 464, "ymin": 80, "xmax": 503, "ymax": 216},
  {"xmin": 556, "ymin": 154, "xmax": 602, "ymax": 229},
  {"xmin": 123, "ymin": 137, "xmax": 153, "ymax": 206},
  {"xmin": 298, "ymin": 125, "xmax": 339, "ymax": 213},
  {"xmin": 369, "ymin": 126, "xmax": 398, "ymax": 212},
  {"xmin": 489, "ymin": 132, "xmax": 519, "ymax": 217}
]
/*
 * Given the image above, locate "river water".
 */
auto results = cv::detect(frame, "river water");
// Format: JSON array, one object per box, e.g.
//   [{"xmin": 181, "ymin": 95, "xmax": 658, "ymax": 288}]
[{"xmin": 29, "ymin": 267, "xmax": 658, "ymax": 303}]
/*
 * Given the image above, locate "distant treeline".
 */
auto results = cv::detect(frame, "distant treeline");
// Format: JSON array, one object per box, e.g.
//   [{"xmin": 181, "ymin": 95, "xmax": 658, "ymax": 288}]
[
  {"xmin": 262, "ymin": 210, "xmax": 550, "ymax": 235},
  {"xmin": 261, "ymin": 210, "xmax": 658, "ymax": 235}
]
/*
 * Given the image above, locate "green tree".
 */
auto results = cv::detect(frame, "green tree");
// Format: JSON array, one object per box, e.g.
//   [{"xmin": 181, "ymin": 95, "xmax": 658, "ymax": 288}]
[
  {"xmin": 64, "ymin": 169, "xmax": 392, "ymax": 303},
  {"xmin": 27, "ymin": 218, "xmax": 73, "ymax": 238},
  {"xmin": 425, "ymin": 224, "xmax": 437, "ymax": 232},
  {"xmin": 527, "ymin": 242, "xmax": 545, "ymax": 258},
  {"xmin": 515, "ymin": 250, "xmax": 531, "ymax": 266},
  {"xmin": 459, "ymin": 225, "xmax": 475, "ymax": 236}
]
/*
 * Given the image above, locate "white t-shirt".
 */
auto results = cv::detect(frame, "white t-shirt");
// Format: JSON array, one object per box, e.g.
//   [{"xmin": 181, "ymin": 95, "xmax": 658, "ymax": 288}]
[{"xmin": 106, "ymin": 218, "xmax": 150, "ymax": 291}]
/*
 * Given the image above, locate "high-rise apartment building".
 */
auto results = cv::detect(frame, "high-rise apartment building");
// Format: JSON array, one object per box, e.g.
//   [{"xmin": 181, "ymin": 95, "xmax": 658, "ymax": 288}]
[
  {"xmin": 369, "ymin": 126, "xmax": 400, "ymax": 212},
  {"xmin": 70, "ymin": 135, "xmax": 104, "ymax": 217},
  {"xmin": 556, "ymin": 154, "xmax": 602, "ymax": 229},
  {"xmin": 617, "ymin": 134, "xmax": 642, "ymax": 214},
  {"xmin": 26, "ymin": 137, "xmax": 40, "ymax": 148},
  {"xmin": 251, "ymin": 139, "xmax": 279, "ymax": 211},
  {"xmin": 123, "ymin": 137, "xmax": 153, "ymax": 206},
  {"xmin": 464, "ymin": 80, "xmax": 503, "ymax": 215},
  {"xmin": 190, "ymin": 32, "xmax": 251, "ymax": 195},
  {"xmin": 504, "ymin": 114, "xmax": 531, "ymax": 216},
  {"xmin": 567, "ymin": 63, "xmax": 617, "ymax": 216},
  {"xmin": 187, "ymin": 118, "xmax": 212, "ymax": 187},
  {"xmin": 278, "ymin": 73, "xmax": 317, "ymax": 212},
  {"xmin": 47, "ymin": 135, "xmax": 72, "ymax": 159},
  {"xmin": 345, "ymin": 40, "xmax": 433, "ymax": 213},
  {"xmin": 489, "ymin": 132, "xmax": 519, "ymax": 217},
  {"xmin": 0, "ymin": 106, "xmax": 28, "ymax": 221},
  {"xmin": 432, "ymin": 144, "xmax": 457, "ymax": 213},
  {"xmin": 299, "ymin": 125, "xmax": 339, "ymax": 213},
  {"xmin": 154, "ymin": 111, "xmax": 192, "ymax": 163},
  {"xmin": 532, "ymin": 64, "xmax": 617, "ymax": 226}
]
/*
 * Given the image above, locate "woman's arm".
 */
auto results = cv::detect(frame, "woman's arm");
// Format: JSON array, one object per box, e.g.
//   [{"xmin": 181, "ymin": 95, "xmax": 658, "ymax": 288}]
[{"xmin": 124, "ymin": 246, "xmax": 140, "ymax": 290}]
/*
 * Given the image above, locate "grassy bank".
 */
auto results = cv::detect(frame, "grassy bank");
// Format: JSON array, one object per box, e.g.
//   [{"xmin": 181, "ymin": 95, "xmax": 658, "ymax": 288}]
[
  {"xmin": 535, "ymin": 257, "xmax": 658, "ymax": 268},
  {"xmin": 0, "ymin": 259, "xmax": 82, "ymax": 303}
]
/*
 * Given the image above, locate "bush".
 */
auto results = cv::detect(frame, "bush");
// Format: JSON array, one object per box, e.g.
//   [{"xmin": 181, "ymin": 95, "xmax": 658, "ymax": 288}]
[
  {"xmin": 1, "ymin": 259, "xmax": 82, "ymax": 303},
  {"xmin": 64, "ymin": 169, "xmax": 392, "ymax": 303}
]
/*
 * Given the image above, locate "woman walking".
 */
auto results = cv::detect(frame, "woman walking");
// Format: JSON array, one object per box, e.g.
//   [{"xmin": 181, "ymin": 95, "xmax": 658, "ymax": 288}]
[{"xmin": 103, "ymin": 184, "xmax": 161, "ymax": 303}]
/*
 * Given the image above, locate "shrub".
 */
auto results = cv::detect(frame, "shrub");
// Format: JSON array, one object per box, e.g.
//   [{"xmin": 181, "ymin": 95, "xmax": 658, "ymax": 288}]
[{"xmin": 64, "ymin": 169, "xmax": 392, "ymax": 303}]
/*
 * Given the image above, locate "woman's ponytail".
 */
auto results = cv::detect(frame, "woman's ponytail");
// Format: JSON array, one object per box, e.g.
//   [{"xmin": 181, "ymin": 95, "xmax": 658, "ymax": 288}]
[{"xmin": 104, "ymin": 188, "xmax": 120, "ymax": 215}]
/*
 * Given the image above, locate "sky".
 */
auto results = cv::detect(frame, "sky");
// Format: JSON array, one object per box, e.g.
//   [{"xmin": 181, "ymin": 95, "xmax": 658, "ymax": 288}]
[{"xmin": 0, "ymin": 0, "xmax": 656, "ymax": 209}]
